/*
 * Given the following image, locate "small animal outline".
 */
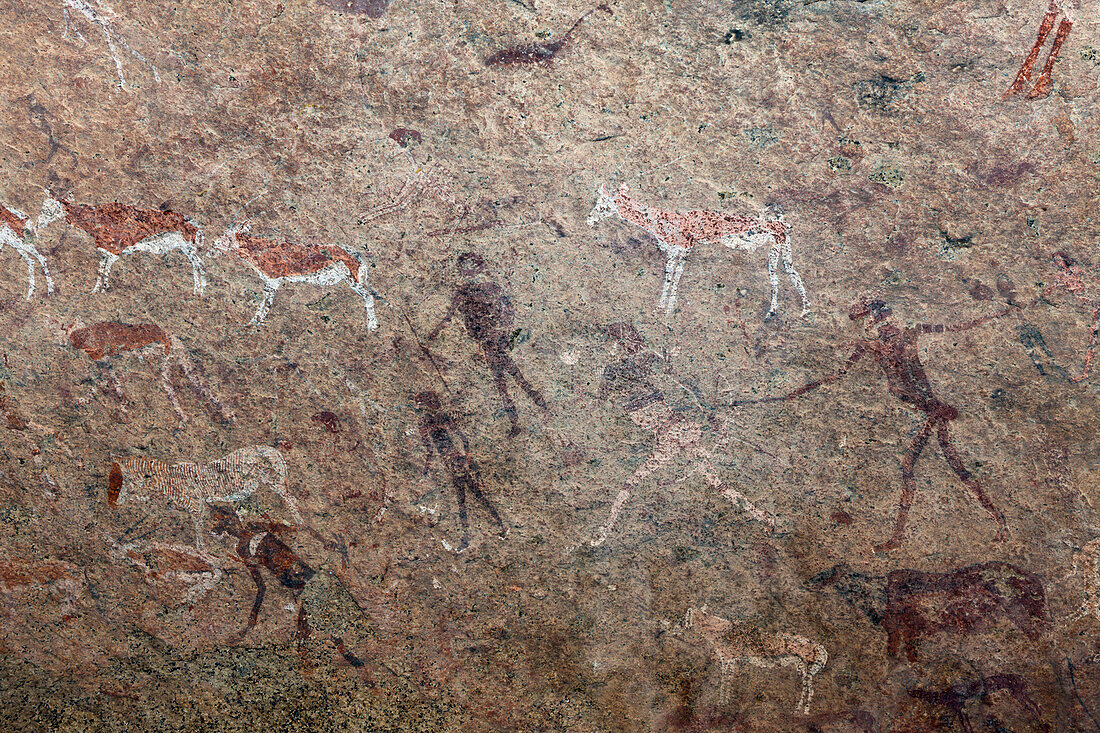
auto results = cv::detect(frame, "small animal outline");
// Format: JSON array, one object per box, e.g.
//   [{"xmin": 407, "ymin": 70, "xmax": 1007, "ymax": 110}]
[
  {"xmin": 0, "ymin": 199, "xmax": 57, "ymax": 299},
  {"xmin": 587, "ymin": 183, "xmax": 810, "ymax": 318},
  {"xmin": 907, "ymin": 673, "xmax": 1043, "ymax": 733},
  {"xmin": 40, "ymin": 195, "xmax": 207, "ymax": 294},
  {"xmin": 212, "ymin": 220, "xmax": 378, "ymax": 329},
  {"xmin": 682, "ymin": 605, "xmax": 827, "ymax": 715}
]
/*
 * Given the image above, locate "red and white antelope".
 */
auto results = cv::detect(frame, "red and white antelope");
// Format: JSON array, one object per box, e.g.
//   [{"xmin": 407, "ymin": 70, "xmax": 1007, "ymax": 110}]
[
  {"xmin": 212, "ymin": 221, "xmax": 378, "ymax": 329},
  {"xmin": 682, "ymin": 605, "xmax": 827, "ymax": 715},
  {"xmin": 40, "ymin": 196, "xmax": 207, "ymax": 294},
  {"xmin": 0, "ymin": 199, "xmax": 57, "ymax": 298},
  {"xmin": 107, "ymin": 445, "xmax": 302, "ymax": 550},
  {"xmin": 587, "ymin": 184, "xmax": 811, "ymax": 319}
]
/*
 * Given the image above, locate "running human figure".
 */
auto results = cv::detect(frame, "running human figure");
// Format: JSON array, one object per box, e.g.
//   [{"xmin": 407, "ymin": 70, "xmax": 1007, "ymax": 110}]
[
  {"xmin": 583, "ymin": 323, "xmax": 772, "ymax": 548},
  {"xmin": 427, "ymin": 252, "xmax": 548, "ymax": 437},
  {"xmin": 415, "ymin": 390, "xmax": 506, "ymax": 553},
  {"xmin": 733, "ymin": 298, "xmax": 1011, "ymax": 552}
]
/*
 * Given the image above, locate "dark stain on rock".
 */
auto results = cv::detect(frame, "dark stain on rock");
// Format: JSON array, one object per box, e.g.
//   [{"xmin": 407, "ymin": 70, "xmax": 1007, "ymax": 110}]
[
  {"xmin": 389, "ymin": 128, "xmax": 422, "ymax": 147},
  {"xmin": 855, "ymin": 73, "xmax": 924, "ymax": 115},
  {"xmin": 317, "ymin": 0, "xmax": 390, "ymax": 17}
]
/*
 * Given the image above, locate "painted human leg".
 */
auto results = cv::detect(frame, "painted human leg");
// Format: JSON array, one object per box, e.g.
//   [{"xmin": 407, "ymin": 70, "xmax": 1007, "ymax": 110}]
[
  {"xmin": 502, "ymin": 352, "xmax": 548, "ymax": 410},
  {"xmin": 489, "ymin": 358, "xmax": 522, "ymax": 436},
  {"xmin": 781, "ymin": 238, "xmax": 810, "ymax": 315},
  {"xmin": 463, "ymin": 465, "xmax": 506, "ymax": 536},
  {"xmin": 875, "ymin": 417, "xmax": 935, "ymax": 552},
  {"xmin": 665, "ymin": 248, "xmax": 687, "ymax": 315},
  {"xmin": 766, "ymin": 244, "xmax": 781, "ymax": 319},
  {"xmin": 1028, "ymin": 17, "xmax": 1072, "ymax": 98},
  {"xmin": 14, "ymin": 248, "xmax": 37, "ymax": 299},
  {"xmin": 451, "ymin": 470, "xmax": 472, "ymax": 552},
  {"xmin": 937, "ymin": 422, "xmax": 1008, "ymax": 540},
  {"xmin": 658, "ymin": 248, "xmax": 677, "ymax": 311},
  {"xmin": 159, "ymin": 352, "xmax": 188, "ymax": 424},
  {"xmin": 182, "ymin": 244, "xmax": 208, "ymax": 295},
  {"xmin": 1005, "ymin": 0, "xmax": 1060, "ymax": 97},
  {"xmin": 692, "ymin": 450, "xmax": 774, "ymax": 530},
  {"xmin": 589, "ymin": 425, "xmax": 681, "ymax": 546}
]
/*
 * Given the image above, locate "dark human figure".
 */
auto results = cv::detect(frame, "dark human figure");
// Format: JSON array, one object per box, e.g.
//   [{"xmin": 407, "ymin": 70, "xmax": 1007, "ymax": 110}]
[
  {"xmin": 208, "ymin": 505, "xmax": 370, "ymax": 669},
  {"xmin": 735, "ymin": 297, "xmax": 1011, "ymax": 551},
  {"xmin": 427, "ymin": 252, "xmax": 547, "ymax": 437},
  {"xmin": 415, "ymin": 390, "xmax": 506, "ymax": 552}
]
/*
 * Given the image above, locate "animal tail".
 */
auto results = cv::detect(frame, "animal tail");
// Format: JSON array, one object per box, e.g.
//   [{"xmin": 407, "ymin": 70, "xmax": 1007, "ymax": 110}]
[{"xmin": 256, "ymin": 445, "xmax": 302, "ymax": 524}]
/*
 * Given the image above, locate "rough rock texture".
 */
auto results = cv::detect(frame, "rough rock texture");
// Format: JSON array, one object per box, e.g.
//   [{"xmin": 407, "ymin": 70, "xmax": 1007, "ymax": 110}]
[{"xmin": 1, "ymin": 0, "xmax": 1099, "ymax": 729}]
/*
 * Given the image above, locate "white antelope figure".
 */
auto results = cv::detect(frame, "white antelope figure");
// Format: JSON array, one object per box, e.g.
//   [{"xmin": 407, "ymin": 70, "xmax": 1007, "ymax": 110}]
[
  {"xmin": 587, "ymin": 184, "xmax": 811, "ymax": 318},
  {"xmin": 39, "ymin": 195, "xmax": 207, "ymax": 294},
  {"xmin": 212, "ymin": 221, "xmax": 378, "ymax": 329},
  {"xmin": 682, "ymin": 605, "xmax": 827, "ymax": 715},
  {"xmin": 107, "ymin": 445, "xmax": 302, "ymax": 549},
  {"xmin": 0, "ymin": 199, "xmax": 57, "ymax": 299}
]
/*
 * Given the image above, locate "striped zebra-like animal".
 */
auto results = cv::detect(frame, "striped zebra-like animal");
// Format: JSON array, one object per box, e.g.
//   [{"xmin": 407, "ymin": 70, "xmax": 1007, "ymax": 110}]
[{"xmin": 107, "ymin": 446, "xmax": 302, "ymax": 548}]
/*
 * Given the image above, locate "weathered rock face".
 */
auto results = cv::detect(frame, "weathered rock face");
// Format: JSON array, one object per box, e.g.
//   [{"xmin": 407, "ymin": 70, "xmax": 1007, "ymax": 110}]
[{"xmin": 0, "ymin": 0, "xmax": 1098, "ymax": 729}]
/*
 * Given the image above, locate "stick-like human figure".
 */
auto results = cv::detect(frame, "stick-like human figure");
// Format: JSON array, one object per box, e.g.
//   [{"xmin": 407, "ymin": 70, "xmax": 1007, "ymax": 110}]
[
  {"xmin": 427, "ymin": 252, "xmax": 548, "ymax": 437},
  {"xmin": 1004, "ymin": 0, "xmax": 1075, "ymax": 99},
  {"xmin": 583, "ymin": 323, "xmax": 772, "ymax": 548},
  {"xmin": 733, "ymin": 298, "xmax": 1010, "ymax": 552},
  {"xmin": 415, "ymin": 390, "xmax": 506, "ymax": 553}
]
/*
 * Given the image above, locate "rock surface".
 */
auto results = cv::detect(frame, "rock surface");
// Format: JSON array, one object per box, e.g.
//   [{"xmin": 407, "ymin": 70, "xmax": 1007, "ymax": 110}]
[{"xmin": 1, "ymin": 0, "xmax": 1099, "ymax": 729}]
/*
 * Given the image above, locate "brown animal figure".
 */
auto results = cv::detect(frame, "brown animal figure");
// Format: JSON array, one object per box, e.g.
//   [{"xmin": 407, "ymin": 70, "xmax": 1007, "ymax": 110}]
[
  {"xmin": 733, "ymin": 297, "xmax": 1012, "ymax": 551},
  {"xmin": 427, "ymin": 252, "xmax": 547, "ymax": 437},
  {"xmin": 212, "ymin": 221, "xmax": 377, "ymax": 329},
  {"xmin": 40, "ymin": 195, "xmax": 207, "ymax": 294},
  {"xmin": 907, "ymin": 673, "xmax": 1044, "ymax": 733},
  {"xmin": 883, "ymin": 561, "xmax": 1046, "ymax": 662},
  {"xmin": 208, "ymin": 505, "xmax": 372, "ymax": 670},
  {"xmin": 68, "ymin": 320, "xmax": 228, "ymax": 424}
]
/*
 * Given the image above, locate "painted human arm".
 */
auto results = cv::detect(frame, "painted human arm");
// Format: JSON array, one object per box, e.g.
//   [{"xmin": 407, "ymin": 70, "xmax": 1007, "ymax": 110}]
[
  {"xmin": 730, "ymin": 345, "xmax": 867, "ymax": 405},
  {"xmin": 426, "ymin": 295, "xmax": 459, "ymax": 340},
  {"xmin": 917, "ymin": 306, "xmax": 1014, "ymax": 334}
]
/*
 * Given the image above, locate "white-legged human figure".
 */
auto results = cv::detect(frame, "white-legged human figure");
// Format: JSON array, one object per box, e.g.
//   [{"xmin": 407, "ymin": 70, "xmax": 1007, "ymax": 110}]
[
  {"xmin": 212, "ymin": 220, "xmax": 378, "ymax": 330},
  {"xmin": 587, "ymin": 183, "xmax": 810, "ymax": 319}
]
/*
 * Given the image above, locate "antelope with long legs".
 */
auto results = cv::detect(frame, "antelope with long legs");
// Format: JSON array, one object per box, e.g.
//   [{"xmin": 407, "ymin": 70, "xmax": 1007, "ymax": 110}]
[
  {"xmin": 0, "ymin": 198, "xmax": 57, "ymax": 299},
  {"xmin": 212, "ymin": 220, "xmax": 378, "ymax": 330},
  {"xmin": 681, "ymin": 606, "xmax": 827, "ymax": 715},
  {"xmin": 39, "ymin": 195, "xmax": 207, "ymax": 294},
  {"xmin": 587, "ymin": 183, "xmax": 810, "ymax": 319}
]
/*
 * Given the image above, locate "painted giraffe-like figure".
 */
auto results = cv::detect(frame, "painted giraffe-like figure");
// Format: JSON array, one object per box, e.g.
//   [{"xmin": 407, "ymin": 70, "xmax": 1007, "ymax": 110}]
[{"xmin": 587, "ymin": 183, "xmax": 810, "ymax": 319}]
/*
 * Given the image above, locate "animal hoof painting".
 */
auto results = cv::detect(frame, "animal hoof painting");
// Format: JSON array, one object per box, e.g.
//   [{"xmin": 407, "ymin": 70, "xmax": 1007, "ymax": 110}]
[{"xmin": 2, "ymin": 0, "xmax": 1099, "ymax": 728}]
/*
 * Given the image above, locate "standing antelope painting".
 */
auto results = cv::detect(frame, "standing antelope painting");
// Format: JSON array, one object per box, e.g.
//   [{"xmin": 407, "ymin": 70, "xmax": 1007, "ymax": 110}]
[
  {"xmin": 0, "ymin": 200, "xmax": 57, "ymax": 299},
  {"xmin": 40, "ymin": 196, "xmax": 207, "ymax": 294},
  {"xmin": 681, "ymin": 606, "xmax": 827, "ymax": 715},
  {"xmin": 212, "ymin": 221, "xmax": 378, "ymax": 329},
  {"xmin": 587, "ymin": 184, "xmax": 811, "ymax": 319}
]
